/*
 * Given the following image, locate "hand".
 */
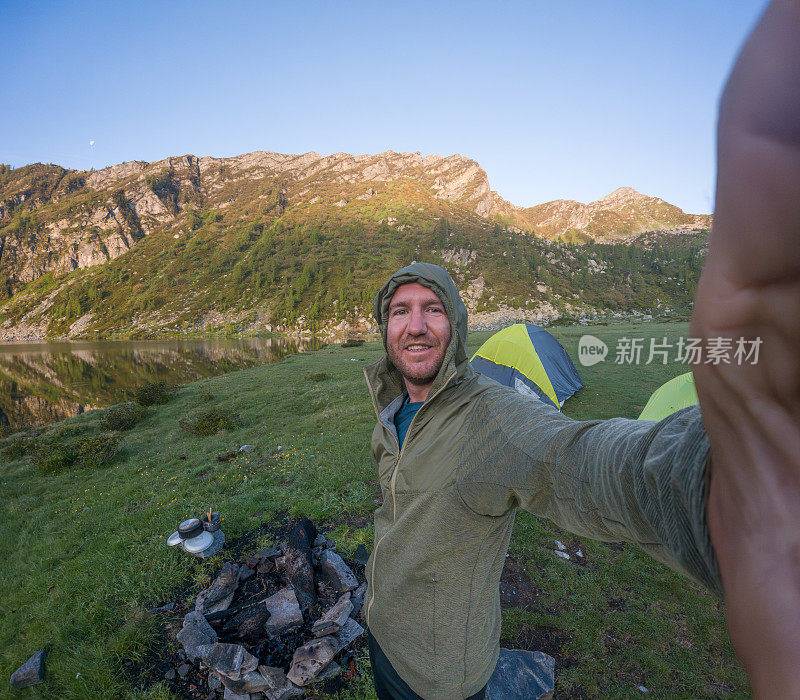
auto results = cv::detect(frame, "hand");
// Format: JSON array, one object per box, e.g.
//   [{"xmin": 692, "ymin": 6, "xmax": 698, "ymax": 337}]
[{"xmin": 690, "ymin": 1, "xmax": 800, "ymax": 697}]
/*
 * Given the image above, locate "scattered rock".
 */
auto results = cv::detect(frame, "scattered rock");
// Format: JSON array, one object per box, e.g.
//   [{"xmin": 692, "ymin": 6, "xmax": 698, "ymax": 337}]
[
  {"xmin": 486, "ymin": 648, "xmax": 555, "ymax": 700},
  {"xmin": 286, "ymin": 635, "xmax": 339, "ymax": 686},
  {"xmin": 239, "ymin": 445, "xmax": 255, "ymax": 452},
  {"xmin": 9, "ymin": 649, "xmax": 46, "ymax": 689},
  {"xmin": 319, "ymin": 550, "xmax": 358, "ymax": 593},
  {"xmin": 313, "ymin": 533, "xmax": 326, "ymax": 548},
  {"xmin": 177, "ymin": 611, "xmax": 218, "ymax": 663},
  {"xmin": 312, "ymin": 592, "xmax": 353, "ymax": 637},
  {"xmin": 149, "ymin": 601, "xmax": 175, "ymax": 613},
  {"xmin": 335, "ymin": 617, "xmax": 364, "ymax": 651},
  {"xmin": 200, "ymin": 642, "xmax": 259, "ymax": 681},
  {"xmin": 165, "ymin": 668, "xmax": 176, "ymax": 680},
  {"xmin": 353, "ymin": 544, "xmax": 370, "ymax": 567},
  {"xmin": 196, "ymin": 562, "xmax": 239, "ymax": 614},
  {"xmin": 178, "ymin": 663, "xmax": 192, "ymax": 678},
  {"xmin": 638, "ymin": 685, "xmax": 649, "ymax": 693},
  {"xmin": 263, "ymin": 588, "xmax": 304, "ymax": 636}
]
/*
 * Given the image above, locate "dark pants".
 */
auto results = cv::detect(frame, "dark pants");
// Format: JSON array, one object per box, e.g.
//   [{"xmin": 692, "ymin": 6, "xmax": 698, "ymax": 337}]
[{"xmin": 367, "ymin": 628, "xmax": 487, "ymax": 700}]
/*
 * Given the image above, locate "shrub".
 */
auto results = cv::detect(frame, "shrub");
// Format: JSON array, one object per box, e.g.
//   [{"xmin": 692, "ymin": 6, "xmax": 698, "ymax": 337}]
[
  {"xmin": 309, "ymin": 372, "xmax": 328, "ymax": 382},
  {"xmin": 180, "ymin": 407, "xmax": 238, "ymax": 436},
  {"xmin": 76, "ymin": 433, "xmax": 121, "ymax": 469},
  {"xmin": 30, "ymin": 441, "xmax": 79, "ymax": 474},
  {"xmin": 200, "ymin": 392, "xmax": 215, "ymax": 402},
  {"xmin": 100, "ymin": 402, "xmax": 146, "ymax": 431},
  {"xmin": 134, "ymin": 381, "xmax": 170, "ymax": 406},
  {"xmin": 1, "ymin": 430, "xmax": 39, "ymax": 459},
  {"xmin": 29, "ymin": 429, "xmax": 120, "ymax": 474},
  {"xmin": 341, "ymin": 338, "xmax": 365, "ymax": 348}
]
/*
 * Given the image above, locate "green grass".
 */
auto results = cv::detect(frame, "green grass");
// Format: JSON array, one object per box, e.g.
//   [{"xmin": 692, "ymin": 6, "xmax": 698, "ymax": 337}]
[{"xmin": 0, "ymin": 322, "xmax": 749, "ymax": 698}]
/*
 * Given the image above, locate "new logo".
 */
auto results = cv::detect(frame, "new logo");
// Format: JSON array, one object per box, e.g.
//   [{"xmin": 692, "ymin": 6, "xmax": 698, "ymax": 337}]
[{"xmin": 578, "ymin": 335, "xmax": 608, "ymax": 366}]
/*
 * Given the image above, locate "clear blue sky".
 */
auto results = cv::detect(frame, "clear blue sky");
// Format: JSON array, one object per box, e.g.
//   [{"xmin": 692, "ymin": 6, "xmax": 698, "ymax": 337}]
[{"xmin": 0, "ymin": 0, "xmax": 766, "ymax": 214}]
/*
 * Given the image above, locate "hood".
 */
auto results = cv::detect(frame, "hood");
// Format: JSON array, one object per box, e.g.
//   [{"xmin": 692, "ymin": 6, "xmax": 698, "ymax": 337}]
[{"xmin": 365, "ymin": 262, "xmax": 474, "ymax": 414}]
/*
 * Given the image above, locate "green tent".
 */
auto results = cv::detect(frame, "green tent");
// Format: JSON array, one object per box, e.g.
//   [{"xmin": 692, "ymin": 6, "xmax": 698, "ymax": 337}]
[
  {"xmin": 638, "ymin": 372, "xmax": 698, "ymax": 421},
  {"xmin": 470, "ymin": 323, "xmax": 584, "ymax": 409}
]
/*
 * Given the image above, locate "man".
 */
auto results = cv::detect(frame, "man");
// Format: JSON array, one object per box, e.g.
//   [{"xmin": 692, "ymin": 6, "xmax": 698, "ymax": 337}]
[{"xmin": 362, "ymin": 2, "xmax": 800, "ymax": 698}]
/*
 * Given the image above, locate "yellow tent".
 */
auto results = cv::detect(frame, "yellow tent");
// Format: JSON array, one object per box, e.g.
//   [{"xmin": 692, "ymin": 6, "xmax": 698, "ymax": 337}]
[{"xmin": 638, "ymin": 372, "xmax": 698, "ymax": 421}]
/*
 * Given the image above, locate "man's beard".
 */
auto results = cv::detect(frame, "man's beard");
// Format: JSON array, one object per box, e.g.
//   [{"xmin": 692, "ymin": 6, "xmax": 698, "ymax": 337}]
[{"xmin": 386, "ymin": 341, "xmax": 447, "ymax": 386}]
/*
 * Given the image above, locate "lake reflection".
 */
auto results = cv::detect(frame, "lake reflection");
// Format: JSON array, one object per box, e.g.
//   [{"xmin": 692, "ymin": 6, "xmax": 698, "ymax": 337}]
[{"xmin": 0, "ymin": 337, "xmax": 324, "ymax": 429}]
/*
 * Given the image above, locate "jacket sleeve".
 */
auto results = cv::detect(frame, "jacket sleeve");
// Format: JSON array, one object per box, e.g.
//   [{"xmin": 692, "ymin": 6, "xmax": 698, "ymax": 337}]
[{"xmin": 455, "ymin": 390, "xmax": 721, "ymax": 593}]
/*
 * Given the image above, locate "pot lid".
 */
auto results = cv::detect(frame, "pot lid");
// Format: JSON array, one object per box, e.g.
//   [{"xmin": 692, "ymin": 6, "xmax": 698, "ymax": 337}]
[
  {"xmin": 183, "ymin": 531, "xmax": 214, "ymax": 553},
  {"xmin": 178, "ymin": 518, "xmax": 204, "ymax": 539},
  {"xmin": 167, "ymin": 531, "xmax": 182, "ymax": 547}
]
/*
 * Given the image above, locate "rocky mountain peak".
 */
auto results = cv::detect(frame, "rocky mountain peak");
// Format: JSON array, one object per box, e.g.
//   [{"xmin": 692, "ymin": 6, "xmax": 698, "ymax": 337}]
[{"xmin": 593, "ymin": 186, "xmax": 655, "ymax": 207}]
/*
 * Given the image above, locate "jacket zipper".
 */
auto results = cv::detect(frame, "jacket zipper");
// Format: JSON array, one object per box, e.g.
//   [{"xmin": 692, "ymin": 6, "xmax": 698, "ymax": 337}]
[{"xmin": 365, "ymin": 370, "xmax": 457, "ymax": 627}]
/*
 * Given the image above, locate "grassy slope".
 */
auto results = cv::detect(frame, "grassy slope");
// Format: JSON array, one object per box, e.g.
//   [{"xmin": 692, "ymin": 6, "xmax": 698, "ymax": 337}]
[{"xmin": 0, "ymin": 322, "xmax": 748, "ymax": 698}]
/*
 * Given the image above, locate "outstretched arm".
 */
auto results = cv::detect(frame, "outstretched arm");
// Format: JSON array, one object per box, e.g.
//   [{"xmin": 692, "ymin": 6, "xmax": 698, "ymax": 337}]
[{"xmin": 691, "ymin": 0, "xmax": 800, "ymax": 696}]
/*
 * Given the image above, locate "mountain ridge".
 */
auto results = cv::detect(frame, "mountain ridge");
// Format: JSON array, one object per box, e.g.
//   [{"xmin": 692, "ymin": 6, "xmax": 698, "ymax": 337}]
[{"xmin": 0, "ymin": 151, "xmax": 710, "ymax": 339}]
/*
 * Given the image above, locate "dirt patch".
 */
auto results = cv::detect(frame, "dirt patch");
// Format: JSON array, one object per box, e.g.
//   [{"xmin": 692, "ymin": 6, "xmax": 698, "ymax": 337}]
[
  {"xmin": 499, "ymin": 556, "xmax": 545, "ymax": 611},
  {"xmin": 514, "ymin": 623, "xmax": 576, "ymax": 670}
]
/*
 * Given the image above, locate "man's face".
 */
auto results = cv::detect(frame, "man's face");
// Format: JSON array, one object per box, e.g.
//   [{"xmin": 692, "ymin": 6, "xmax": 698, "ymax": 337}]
[{"xmin": 386, "ymin": 282, "xmax": 451, "ymax": 389}]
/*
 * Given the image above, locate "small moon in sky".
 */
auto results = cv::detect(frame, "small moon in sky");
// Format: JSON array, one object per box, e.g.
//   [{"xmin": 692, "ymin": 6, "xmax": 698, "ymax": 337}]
[{"xmin": 89, "ymin": 140, "xmax": 95, "ymax": 147}]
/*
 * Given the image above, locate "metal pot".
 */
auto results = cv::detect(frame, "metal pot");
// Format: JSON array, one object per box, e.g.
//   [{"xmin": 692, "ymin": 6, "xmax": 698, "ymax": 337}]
[{"xmin": 178, "ymin": 518, "xmax": 204, "ymax": 540}]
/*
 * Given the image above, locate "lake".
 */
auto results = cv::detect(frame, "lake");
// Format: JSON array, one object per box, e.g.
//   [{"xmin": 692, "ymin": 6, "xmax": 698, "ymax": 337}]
[{"xmin": 0, "ymin": 337, "xmax": 324, "ymax": 430}]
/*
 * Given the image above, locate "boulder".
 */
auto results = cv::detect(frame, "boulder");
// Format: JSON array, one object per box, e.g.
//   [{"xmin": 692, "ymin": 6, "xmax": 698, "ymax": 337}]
[
  {"xmin": 9, "ymin": 649, "xmax": 46, "ymax": 689},
  {"xmin": 485, "ymin": 648, "xmax": 555, "ymax": 700},
  {"xmin": 318, "ymin": 550, "xmax": 358, "ymax": 593},
  {"xmin": 263, "ymin": 588, "xmax": 303, "ymax": 636},
  {"xmin": 286, "ymin": 635, "xmax": 339, "ymax": 686},
  {"xmin": 200, "ymin": 642, "xmax": 259, "ymax": 681},
  {"xmin": 255, "ymin": 665, "xmax": 305, "ymax": 700},
  {"xmin": 312, "ymin": 592, "xmax": 353, "ymax": 637},
  {"xmin": 195, "ymin": 562, "xmax": 239, "ymax": 614},
  {"xmin": 218, "ymin": 668, "xmax": 274, "ymax": 694},
  {"xmin": 177, "ymin": 611, "xmax": 218, "ymax": 663},
  {"xmin": 336, "ymin": 617, "xmax": 364, "ymax": 651}
]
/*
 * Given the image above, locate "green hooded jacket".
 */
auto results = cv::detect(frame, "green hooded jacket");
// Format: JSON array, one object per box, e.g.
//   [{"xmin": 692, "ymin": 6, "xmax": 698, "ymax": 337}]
[{"xmin": 363, "ymin": 262, "xmax": 720, "ymax": 699}]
